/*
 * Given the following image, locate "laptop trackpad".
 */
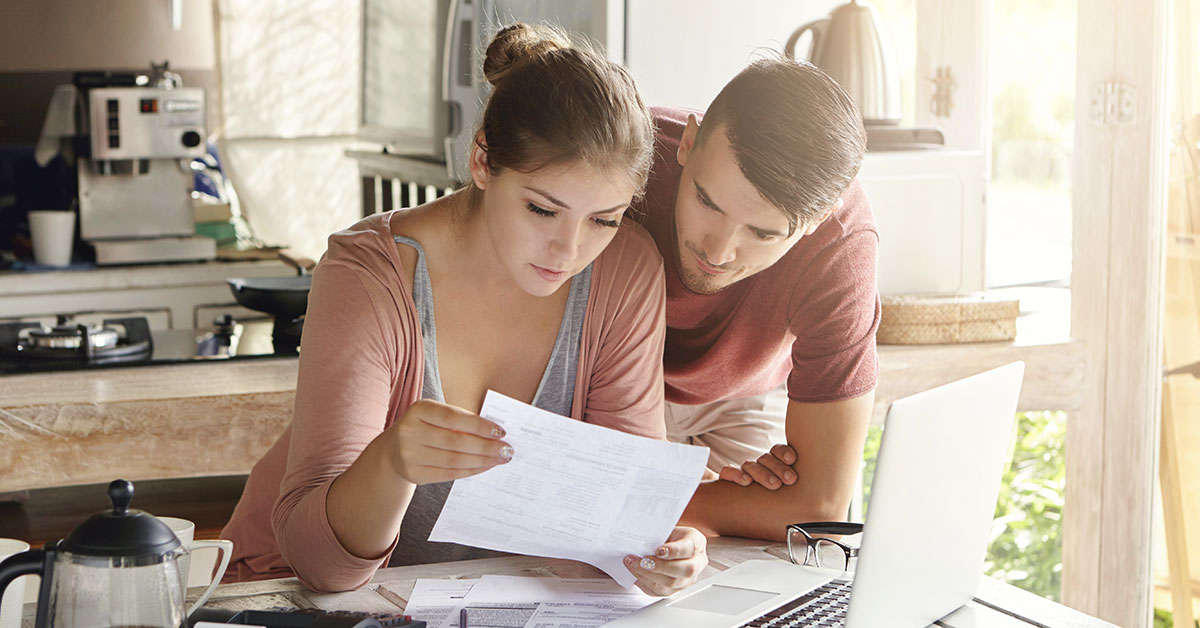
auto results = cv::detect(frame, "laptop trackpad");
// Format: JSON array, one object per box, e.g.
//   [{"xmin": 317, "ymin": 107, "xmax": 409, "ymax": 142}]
[{"xmin": 668, "ymin": 584, "xmax": 780, "ymax": 615}]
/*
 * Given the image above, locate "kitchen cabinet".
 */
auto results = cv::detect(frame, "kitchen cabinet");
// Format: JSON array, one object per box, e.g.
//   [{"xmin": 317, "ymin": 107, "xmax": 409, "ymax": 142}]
[{"xmin": 0, "ymin": 259, "xmax": 291, "ymax": 330}]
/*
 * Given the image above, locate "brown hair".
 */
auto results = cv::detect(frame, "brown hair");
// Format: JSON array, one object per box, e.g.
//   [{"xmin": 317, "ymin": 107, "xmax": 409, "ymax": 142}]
[
  {"xmin": 698, "ymin": 57, "xmax": 867, "ymax": 233},
  {"xmin": 465, "ymin": 23, "xmax": 653, "ymax": 207}
]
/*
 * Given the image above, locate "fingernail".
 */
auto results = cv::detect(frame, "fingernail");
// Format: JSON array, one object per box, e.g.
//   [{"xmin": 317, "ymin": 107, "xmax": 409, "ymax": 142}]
[
  {"xmin": 785, "ymin": 471, "xmax": 796, "ymax": 483},
  {"xmin": 656, "ymin": 546, "xmax": 669, "ymax": 558},
  {"xmin": 492, "ymin": 427, "xmax": 506, "ymax": 438},
  {"xmin": 640, "ymin": 557, "xmax": 656, "ymax": 570},
  {"xmin": 769, "ymin": 478, "xmax": 779, "ymax": 488},
  {"xmin": 500, "ymin": 445, "xmax": 514, "ymax": 461},
  {"xmin": 624, "ymin": 556, "xmax": 636, "ymax": 566}
]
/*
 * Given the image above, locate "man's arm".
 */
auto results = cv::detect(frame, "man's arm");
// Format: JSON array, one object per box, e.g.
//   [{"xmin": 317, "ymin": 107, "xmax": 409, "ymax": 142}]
[{"xmin": 680, "ymin": 390, "xmax": 873, "ymax": 541}]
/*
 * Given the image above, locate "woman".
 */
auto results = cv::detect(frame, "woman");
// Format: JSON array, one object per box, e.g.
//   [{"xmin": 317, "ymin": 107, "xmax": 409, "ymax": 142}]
[{"xmin": 220, "ymin": 23, "xmax": 707, "ymax": 596}]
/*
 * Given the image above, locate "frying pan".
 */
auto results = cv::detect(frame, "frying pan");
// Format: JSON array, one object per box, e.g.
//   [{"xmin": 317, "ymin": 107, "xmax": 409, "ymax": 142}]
[
  {"xmin": 226, "ymin": 250, "xmax": 315, "ymax": 319},
  {"xmin": 226, "ymin": 274, "xmax": 312, "ymax": 318}
]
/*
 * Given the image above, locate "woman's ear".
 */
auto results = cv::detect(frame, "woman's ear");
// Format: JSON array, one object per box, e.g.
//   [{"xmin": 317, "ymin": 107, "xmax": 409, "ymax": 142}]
[
  {"xmin": 677, "ymin": 114, "xmax": 700, "ymax": 167},
  {"xmin": 468, "ymin": 130, "xmax": 491, "ymax": 190}
]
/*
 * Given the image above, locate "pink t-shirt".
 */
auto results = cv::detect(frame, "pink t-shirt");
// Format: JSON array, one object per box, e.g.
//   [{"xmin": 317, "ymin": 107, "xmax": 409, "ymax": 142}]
[
  {"xmin": 220, "ymin": 211, "xmax": 667, "ymax": 592},
  {"xmin": 634, "ymin": 106, "xmax": 880, "ymax": 405}
]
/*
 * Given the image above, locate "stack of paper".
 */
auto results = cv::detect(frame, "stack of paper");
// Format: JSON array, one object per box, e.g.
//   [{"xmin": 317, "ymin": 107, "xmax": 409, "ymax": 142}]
[{"xmin": 401, "ymin": 576, "xmax": 657, "ymax": 628}]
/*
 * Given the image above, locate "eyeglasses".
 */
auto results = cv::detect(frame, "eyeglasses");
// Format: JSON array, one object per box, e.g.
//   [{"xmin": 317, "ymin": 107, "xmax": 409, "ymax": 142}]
[{"xmin": 786, "ymin": 521, "xmax": 863, "ymax": 571}]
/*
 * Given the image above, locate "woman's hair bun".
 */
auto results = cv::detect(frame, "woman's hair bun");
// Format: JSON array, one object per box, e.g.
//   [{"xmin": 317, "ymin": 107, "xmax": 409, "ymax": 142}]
[{"xmin": 483, "ymin": 22, "xmax": 572, "ymax": 87}]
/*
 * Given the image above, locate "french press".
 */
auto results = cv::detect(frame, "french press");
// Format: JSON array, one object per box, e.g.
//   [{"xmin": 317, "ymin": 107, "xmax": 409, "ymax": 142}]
[{"xmin": 0, "ymin": 479, "xmax": 215, "ymax": 628}]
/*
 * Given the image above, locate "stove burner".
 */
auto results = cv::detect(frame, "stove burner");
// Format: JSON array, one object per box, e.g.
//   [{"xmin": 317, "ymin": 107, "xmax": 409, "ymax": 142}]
[{"xmin": 0, "ymin": 316, "xmax": 153, "ymax": 364}]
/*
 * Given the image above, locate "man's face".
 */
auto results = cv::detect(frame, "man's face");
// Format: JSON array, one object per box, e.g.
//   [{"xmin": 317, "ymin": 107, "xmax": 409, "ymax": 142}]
[{"xmin": 672, "ymin": 118, "xmax": 833, "ymax": 294}]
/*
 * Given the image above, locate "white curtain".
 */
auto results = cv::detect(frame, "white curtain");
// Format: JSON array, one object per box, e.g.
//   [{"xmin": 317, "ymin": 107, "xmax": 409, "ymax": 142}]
[{"xmin": 212, "ymin": 0, "xmax": 362, "ymax": 260}]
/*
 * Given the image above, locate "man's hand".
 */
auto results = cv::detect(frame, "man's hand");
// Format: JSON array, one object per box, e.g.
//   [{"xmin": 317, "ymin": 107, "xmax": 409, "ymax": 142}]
[
  {"xmin": 717, "ymin": 444, "xmax": 799, "ymax": 489},
  {"xmin": 681, "ymin": 392, "xmax": 874, "ymax": 540},
  {"xmin": 624, "ymin": 526, "xmax": 708, "ymax": 597}
]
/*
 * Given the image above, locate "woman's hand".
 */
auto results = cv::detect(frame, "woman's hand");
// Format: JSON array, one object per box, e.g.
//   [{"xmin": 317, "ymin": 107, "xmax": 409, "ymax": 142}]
[
  {"xmin": 717, "ymin": 444, "xmax": 798, "ymax": 490},
  {"xmin": 387, "ymin": 399, "xmax": 514, "ymax": 485},
  {"xmin": 624, "ymin": 526, "xmax": 708, "ymax": 597}
]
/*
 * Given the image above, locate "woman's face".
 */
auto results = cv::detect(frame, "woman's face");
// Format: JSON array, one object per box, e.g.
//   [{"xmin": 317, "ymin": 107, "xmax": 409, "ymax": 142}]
[{"xmin": 472, "ymin": 155, "xmax": 636, "ymax": 298}]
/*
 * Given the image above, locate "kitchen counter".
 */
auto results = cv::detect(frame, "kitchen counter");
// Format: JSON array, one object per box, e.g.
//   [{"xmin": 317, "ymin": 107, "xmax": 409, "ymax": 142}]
[
  {"xmin": 0, "ymin": 358, "xmax": 298, "ymax": 493},
  {"xmin": 0, "ymin": 334, "xmax": 1083, "ymax": 493},
  {"xmin": 0, "ymin": 283, "xmax": 1081, "ymax": 494}
]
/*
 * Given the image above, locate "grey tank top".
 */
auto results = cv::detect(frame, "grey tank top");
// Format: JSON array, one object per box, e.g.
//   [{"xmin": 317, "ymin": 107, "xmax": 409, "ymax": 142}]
[{"xmin": 389, "ymin": 235, "xmax": 592, "ymax": 566}]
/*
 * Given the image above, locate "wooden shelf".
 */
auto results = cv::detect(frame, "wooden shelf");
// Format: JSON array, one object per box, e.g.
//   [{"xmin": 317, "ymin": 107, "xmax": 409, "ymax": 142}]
[{"xmin": 876, "ymin": 337, "xmax": 1085, "ymax": 424}]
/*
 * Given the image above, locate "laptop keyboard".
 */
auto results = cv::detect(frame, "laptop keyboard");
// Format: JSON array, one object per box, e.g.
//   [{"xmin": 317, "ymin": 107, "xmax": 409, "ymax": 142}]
[{"xmin": 740, "ymin": 579, "xmax": 852, "ymax": 627}]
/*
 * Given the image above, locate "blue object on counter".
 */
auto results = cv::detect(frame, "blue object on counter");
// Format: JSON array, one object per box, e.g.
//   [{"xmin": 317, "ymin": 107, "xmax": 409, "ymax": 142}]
[
  {"xmin": 192, "ymin": 141, "xmax": 228, "ymax": 201},
  {"xmin": 5, "ymin": 259, "xmax": 96, "ymax": 272}
]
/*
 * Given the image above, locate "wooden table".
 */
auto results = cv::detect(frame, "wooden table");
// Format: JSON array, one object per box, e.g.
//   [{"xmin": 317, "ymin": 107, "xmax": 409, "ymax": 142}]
[{"xmin": 140, "ymin": 537, "xmax": 1113, "ymax": 628}]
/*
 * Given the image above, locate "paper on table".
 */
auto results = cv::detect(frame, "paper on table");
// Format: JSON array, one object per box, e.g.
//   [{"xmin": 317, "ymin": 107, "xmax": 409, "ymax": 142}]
[
  {"xmin": 402, "ymin": 578, "xmax": 477, "ymax": 628},
  {"xmin": 462, "ymin": 576, "xmax": 655, "ymax": 628},
  {"xmin": 467, "ymin": 575, "xmax": 656, "ymax": 606},
  {"xmin": 524, "ymin": 603, "xmax": 637, "ymax": 628},
  {"xmin": 428, "ymin": 391, "xmax": 709, "ymax": 588}
]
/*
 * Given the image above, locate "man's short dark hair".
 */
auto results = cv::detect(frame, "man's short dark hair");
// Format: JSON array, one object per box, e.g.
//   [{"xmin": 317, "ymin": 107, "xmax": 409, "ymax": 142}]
[{"xmin": 699, "ymin": 57, "xmax": 867, "ymax": 233}]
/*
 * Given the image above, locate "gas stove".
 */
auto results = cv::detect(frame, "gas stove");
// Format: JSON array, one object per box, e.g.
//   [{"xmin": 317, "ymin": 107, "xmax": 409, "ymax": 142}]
[{"xmin": 0, "ymin": 315, "xmax": 290, "ymax": 375}]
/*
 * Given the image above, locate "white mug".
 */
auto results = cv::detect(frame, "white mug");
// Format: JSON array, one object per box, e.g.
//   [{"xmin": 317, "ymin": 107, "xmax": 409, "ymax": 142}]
[
  {"xmin": 156, "ymin": 517, "xmax": 232, "ymax": 614},
  {"xmin": 27, "ymin": 210, "xmax": 75, "ymax": 267},
  {"xmin": 0, "ymin": 539, "xmax": 30, "ymax": 628}
]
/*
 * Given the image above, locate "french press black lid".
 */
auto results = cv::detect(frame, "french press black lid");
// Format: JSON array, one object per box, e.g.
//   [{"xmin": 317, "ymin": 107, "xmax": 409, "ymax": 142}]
[{"xmin": 59, "ymin": 479, "xmax": 182, "ymax": 558}]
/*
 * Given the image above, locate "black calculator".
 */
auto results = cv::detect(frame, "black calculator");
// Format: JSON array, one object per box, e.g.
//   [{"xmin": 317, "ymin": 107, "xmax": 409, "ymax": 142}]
[{"xmin": 188, "ymin": 606, "xmax": 426, "ymax": 628}]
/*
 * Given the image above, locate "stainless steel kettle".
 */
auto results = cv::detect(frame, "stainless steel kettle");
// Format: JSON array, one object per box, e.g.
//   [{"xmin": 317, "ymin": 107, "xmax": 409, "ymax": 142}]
[{"xmin": 785, "ymin": 0, "xmax": 902, "ymax": 125}]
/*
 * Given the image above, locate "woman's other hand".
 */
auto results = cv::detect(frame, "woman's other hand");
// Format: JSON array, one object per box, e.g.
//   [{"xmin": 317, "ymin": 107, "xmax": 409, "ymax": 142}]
[
  {"xmin": 717, "ymin": 444, "xmax": 798, "ymax": 489},
  {"xmin": 624, "ymin": 526, "xmax": 708, "ymax": 597},
  {"xmin": 388, "ymin": 399, "xmax": 513, "ymax": 484}
]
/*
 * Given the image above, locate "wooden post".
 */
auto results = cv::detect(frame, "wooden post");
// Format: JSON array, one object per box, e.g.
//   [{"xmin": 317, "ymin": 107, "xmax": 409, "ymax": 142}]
[
  {"xmin": 1161, "ymin": 377, "xmax": 1196, "ymax": 628},
  {"xmin": 1064, "ymin": 0, "xmax": 1171, "ymax": 626}
]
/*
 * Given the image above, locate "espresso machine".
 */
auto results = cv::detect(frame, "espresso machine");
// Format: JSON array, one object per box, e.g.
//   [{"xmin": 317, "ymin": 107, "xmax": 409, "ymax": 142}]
[{"xmin": 75, "ymin": 64, "xmax": 215, "ymax": 264}]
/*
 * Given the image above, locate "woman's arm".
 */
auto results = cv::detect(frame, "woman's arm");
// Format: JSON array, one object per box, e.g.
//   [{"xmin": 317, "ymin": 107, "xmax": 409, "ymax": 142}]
[
  {"xmin": 270, "ymin": 260, "xmax": 509, "ymax": 591},
  {"xmin": 326, "ymin": 399, "xmax": 512, "ymax": 559}
]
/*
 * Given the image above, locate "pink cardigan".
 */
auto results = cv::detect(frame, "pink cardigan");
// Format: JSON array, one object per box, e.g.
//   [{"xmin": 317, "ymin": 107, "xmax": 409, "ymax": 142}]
[{"xmin": 221, "ymin": 210, "xmax": 667, "ymax": 592}]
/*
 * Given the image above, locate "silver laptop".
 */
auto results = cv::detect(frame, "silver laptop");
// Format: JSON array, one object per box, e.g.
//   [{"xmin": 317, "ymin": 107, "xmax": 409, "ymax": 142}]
[{"xmin": 607, "ymin": 361, "xmax": 1025, "ymax": 628}]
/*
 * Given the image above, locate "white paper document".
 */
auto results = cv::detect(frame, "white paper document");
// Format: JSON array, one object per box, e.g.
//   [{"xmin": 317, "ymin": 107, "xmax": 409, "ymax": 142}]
[
  {"xmin": 467, "ymin": 575, "xmax": 657, "ymax": 606},
  {"xmin": 448, "ymin": 576, "xmax": 655, "ymax": 628},
  {"xmin": 402, "ymin": 578, "xmax": 478, "ymax": 627},
  {"xmin": 428, "ymin": 390, "xmax": 709, "ymax": 588}
]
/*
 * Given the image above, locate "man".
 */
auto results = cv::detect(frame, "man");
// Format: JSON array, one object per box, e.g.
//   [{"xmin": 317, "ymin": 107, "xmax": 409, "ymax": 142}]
[{"xmin": 633, "ymin": 57, "xmax": 879, "ymax": 542}]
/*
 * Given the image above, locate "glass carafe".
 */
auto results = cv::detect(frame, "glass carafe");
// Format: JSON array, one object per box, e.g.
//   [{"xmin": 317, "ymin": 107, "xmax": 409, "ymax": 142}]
[{"xmin": 0, "ymin": 480, "xmax": 191, "ymax": 628}]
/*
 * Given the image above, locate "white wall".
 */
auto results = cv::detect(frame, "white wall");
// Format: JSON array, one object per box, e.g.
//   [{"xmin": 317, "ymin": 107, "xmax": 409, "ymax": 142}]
[
  {"xmin": 626, "ymin": 0, "xmax": 840, "ymax": 110},
  {"xmin": 0, "ymin": 0, "xmax": 214, "ymax": 72}
]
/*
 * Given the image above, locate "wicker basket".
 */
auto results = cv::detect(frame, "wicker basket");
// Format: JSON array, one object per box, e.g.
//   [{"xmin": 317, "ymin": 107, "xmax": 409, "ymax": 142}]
[{"xmin": 878, "ymin": 293, "xmax": 1020, "ymax": 345}]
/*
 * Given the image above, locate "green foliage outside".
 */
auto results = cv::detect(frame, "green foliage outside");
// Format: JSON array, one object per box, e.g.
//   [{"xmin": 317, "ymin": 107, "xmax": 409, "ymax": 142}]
[
  {"xmin": 1156, "ymin": 606, "xmax": 1200, "ymax": 628},
  {"xmin": 860, "ymin": 411, "xmax": 1065, "ymax": 601},
  {"xmin": 985, "ymin": 411, "xmax": 1065, "ymax": 600}
]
